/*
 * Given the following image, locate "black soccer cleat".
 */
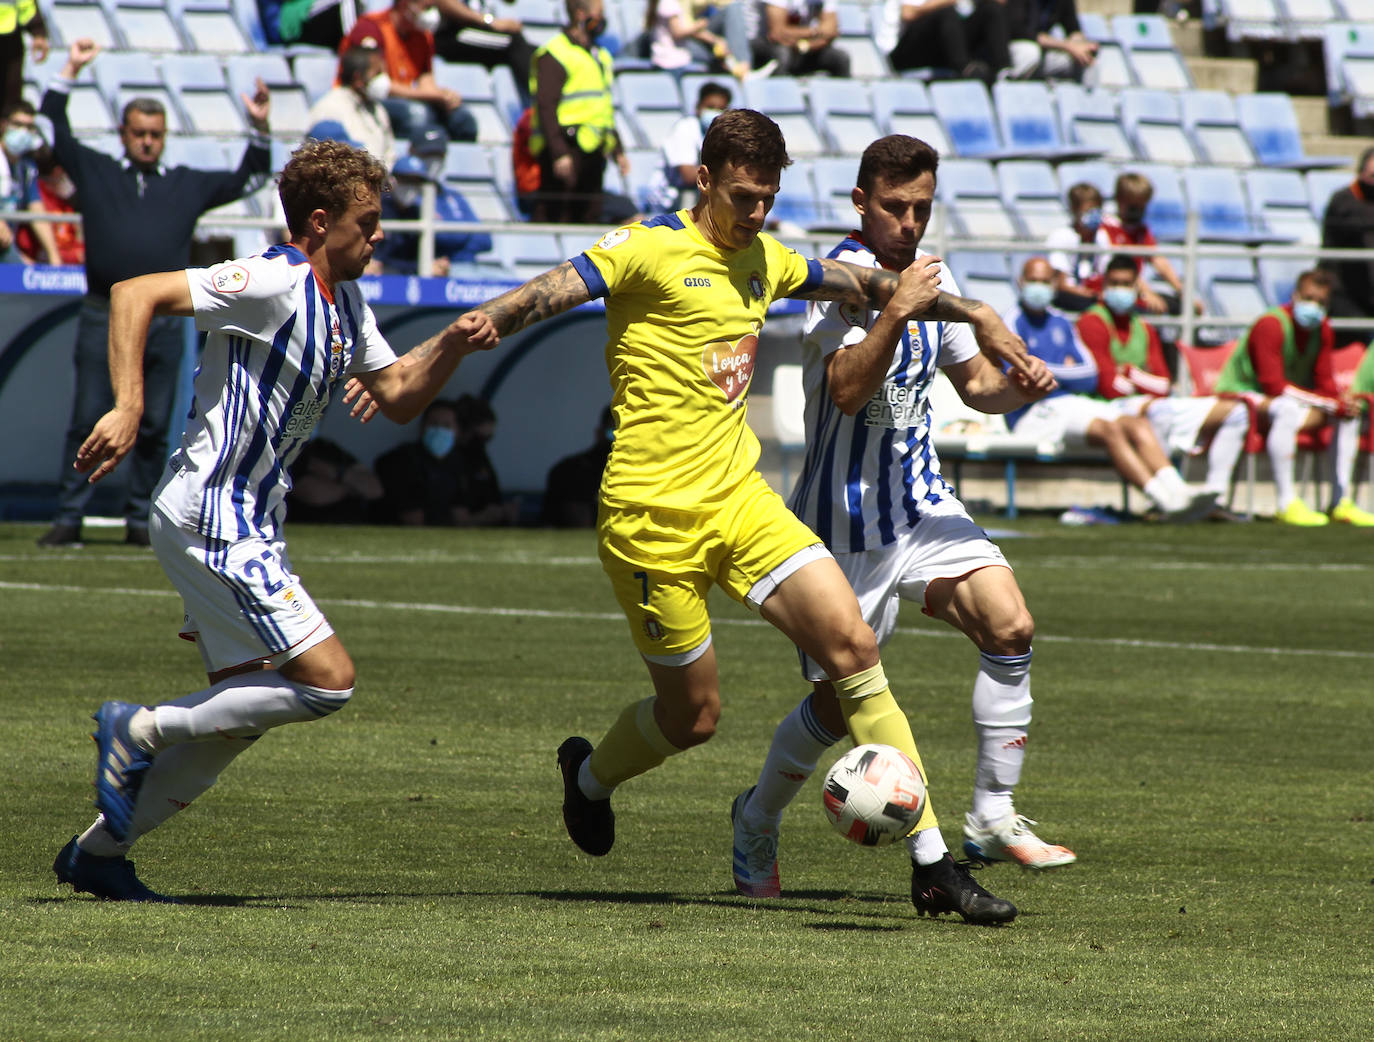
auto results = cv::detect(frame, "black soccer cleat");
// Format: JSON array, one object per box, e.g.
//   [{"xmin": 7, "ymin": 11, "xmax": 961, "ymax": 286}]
[
  {"xmin": 557, "ymin": 736, "xmax": 615, "ymax": 856},
  {"xmin": 911, "ymin": 853, "xmax": 1017, "ymax": 926},
  {"xmin": 53, "ymin": 835, "xmax": 180, "ymax": 903}
]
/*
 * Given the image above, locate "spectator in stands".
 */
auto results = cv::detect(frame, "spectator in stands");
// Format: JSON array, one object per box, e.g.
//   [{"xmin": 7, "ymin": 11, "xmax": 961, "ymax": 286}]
[
  {"xmin": 375, "ymin": 398, "xmax": 470, "ymax": 525},
  {"xmin": 1006, "ymin": 256, "xmax": 1218, "ymax": 521},
  {"xmin": 1101, "ymin": 170, "xmax": 1197, "ymax": 317},
  {"xmin": 259, "ymin": 0, "xmax": 362, "ymax": 48},
  {"xmin": 1044, "ymin": 180, "xmax": 1109, "ymax": 311},
  {"xmin": 541, "ymin": 404, "xmax": 613, "ymax": 527},
  {"xmin": 645, "ymin": 80, "xmax": 731, "ymax": 215},
  {"xmin": 1319, "ymin": 146, "xmax": 1374, "ymax": 346},
  {"xmin": 1215, "ymin": 269, "xmax": 1374, "ymax": 527},
  {"xmin": 1, "ymin": 99, "xmax": 59, "ymax": 264},
  {"xmin": 753, "ymin": 0, "xmax": 849, "ymax": 78},
  {"xmin": 453, "ymin": 393, "xmax": 520, "ymax": 524},
  {"xmin": 341, "ymin": 0, "xmax": 478, "ymax": 146},
  {"xmin": 879, "ymin": 0, "xmax": 1010, "ymax": 86},
  {"xmin": 1077, "ymin": 254, "xmax": 1249, "ymax": 516},
  {"xmin": 36, "ymin": 38, "xmax": 272, "ymax": 549},
  {"xmin": 432, "ymin": 0, "xmax": 534, "ymax": 104},
  {"xmin": 645, "ymin": 0, "xmax": 760, "ymax": 81},
  {"xmin": 17, "ymin": 143, "xmax": 83, "ymax": 265},
  {"xmin": 306, "ymin": 44, "xmax": 398, "ymax": 171},
  {"xmin": 0, "ymin": 0, "xmax": 47, "ymax": 111},
  {"xmin": 285, "ymin": 437, "xmax": 385, "ymax": 524},
  {"xmin": 1004, "ymin": 0, "xmax": 1097, "ymax": 82},
  {"xmin": 528, "ymin": 0, "xmax": 628, "ymax": 225},
  {"xmin": 512, "ymin": 104, "xmax": 641, "ymax": 222},
  {"xmin": 373, "ymin": 152, "xmax": 494, "ymax": 277}
]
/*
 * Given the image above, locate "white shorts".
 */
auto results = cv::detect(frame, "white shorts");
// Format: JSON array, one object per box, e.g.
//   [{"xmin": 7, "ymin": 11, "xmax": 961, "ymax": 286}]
[
  {"xmin": 1010, "ymin": 394, "xmax": 1121, "ymax": 447},
  {"xmin": 1144, "ymin": 396, "xmax": 1219, "ymax": 456},
  {"xmin": 150, "ymin": 508, "xmax": 335, "ymax": 674},
  {"xmin": 799, "ymin": 502, "xmax": 1011, "ymax": 683}
]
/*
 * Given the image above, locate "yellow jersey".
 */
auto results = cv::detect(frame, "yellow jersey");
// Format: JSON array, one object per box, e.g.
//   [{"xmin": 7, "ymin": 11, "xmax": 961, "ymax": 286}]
[{"xmin": 570, "ymin": 211, "xmax": 822, "ymax": 512}]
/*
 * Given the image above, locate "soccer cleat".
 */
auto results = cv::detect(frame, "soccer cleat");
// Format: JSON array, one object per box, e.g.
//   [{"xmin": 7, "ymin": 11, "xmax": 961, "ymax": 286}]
[
  {"xmin": 910, "ymin": 853, "xmax": 1017, "ymax": 925},
  {"xmin": 53, "ymin": 835, "xmax": 179, "ymax": 903},
  {"xmin": 962, "ymin": 813, "xmax": 1077, "ymax": 870},
  {"xmin": 1330, "ymin": 498, "xmax": 1374, "ymax": 527},
  {"xmin": 1164, "ymin": 489, "xmax": 1220, "ymax": 524},
  {"xmin": 124, "ymin": 525, "xmax": 152, "ymax": 547},
  {"xmin": 557, "ymin": 736, "xmax": 614, "ymax": 856},
  {"xmin": 37, "ymin": 522, "xmax": 82, "ymax": 548},
  {"xmin": 730, "ymin": 787, "xmax": 780, "ymax": 898},
  {"xmin": 92, "ymin": 701, "xmax": 155, "ymax": 842},
  {"xmin": 1275, "ymin": 498, "xmax": 1329, "ymax": 527}
]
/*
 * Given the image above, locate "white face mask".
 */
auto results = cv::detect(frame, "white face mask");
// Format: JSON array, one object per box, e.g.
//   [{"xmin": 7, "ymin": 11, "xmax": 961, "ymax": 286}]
[
  {"xmin": 416, "ymin": 7, "xmax": 441, "ymax": 32},
  {"xmin": 364, "ymin": 72, "xmax": 392, "ymax": 102}
]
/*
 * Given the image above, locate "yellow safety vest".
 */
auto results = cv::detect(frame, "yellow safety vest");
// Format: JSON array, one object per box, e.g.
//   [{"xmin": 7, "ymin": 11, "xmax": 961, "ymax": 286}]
[
  {"xmin": 0, "ymin": 0, "xmax": 39, "ymax": 35},
  {"xmin": 529, "ymin": 32, "xmax": 616, "ymax": 157}
]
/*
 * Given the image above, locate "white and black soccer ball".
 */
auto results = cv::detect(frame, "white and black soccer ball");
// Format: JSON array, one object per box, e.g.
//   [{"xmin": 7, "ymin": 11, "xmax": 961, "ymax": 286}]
[{"xmin": 821, "ymin": 743, "xmax": 926, "ymax": 847}]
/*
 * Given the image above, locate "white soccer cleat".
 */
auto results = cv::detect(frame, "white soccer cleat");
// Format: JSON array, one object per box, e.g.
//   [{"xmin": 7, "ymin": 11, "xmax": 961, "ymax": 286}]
[
  {"xmin": 962, "ymin": 813, "xmax": 1077, "ymax": 870},
  {"xmin": 731, "ymin": 787, "xmax": 781, "ymax": 898}
]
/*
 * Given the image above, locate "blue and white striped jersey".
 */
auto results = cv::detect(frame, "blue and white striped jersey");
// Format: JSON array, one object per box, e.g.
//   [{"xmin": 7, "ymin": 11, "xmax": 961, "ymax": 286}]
[
  {"xmin": 788, "ymin": 237, "xmax": 977, "ymax": 553},
  {"xmin": 154, "ymin": 243, "xmax": 397, "ymax": 542}
]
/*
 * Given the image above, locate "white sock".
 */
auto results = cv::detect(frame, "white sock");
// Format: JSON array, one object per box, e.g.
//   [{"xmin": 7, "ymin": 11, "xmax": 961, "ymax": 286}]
[
  {"xmin": 124, "ymin": 736, "xmax": 259, "ymax": 844},
  {"xmin": 970, "ymin": 650, "xmax": 1033, "ymax": 829},
  {"xmin": 154, "ymin": 672, "xmax": 353, "ymax": 744},
  {"xmin": 1330, "ymin": 416, "xmax": 1360, "ymax": 505},
  {"xmin": 1205, "ymin": 404, "xmax": 1249, "ymax": 496},
  {"xmin": 907, "ymin": 825, "xmax": 950, "ymax": 866},
  {"xmin": 578, "ymin": 758, "xmax": 614, "ymax": 800},
  {"xmin": 1266, "ymin": 396, "xmax": 1305, "ymax": 507},
  {"xmin": 744, "ymin": 693, "xmax": 843, "ymax": 831},
  {"xmin": 78, "ymin": 819, "xmax": 129, "ymax": 857},
  {"xmin": 1144, "ymin": 469, "xmax": 1188, "ymax": 512}
]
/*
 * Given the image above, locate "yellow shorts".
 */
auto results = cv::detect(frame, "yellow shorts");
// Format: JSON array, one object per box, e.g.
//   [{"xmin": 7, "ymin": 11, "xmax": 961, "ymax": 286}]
[{"xmin": 598, "ymin": 470, "xmax": 826, "ymax": 659}]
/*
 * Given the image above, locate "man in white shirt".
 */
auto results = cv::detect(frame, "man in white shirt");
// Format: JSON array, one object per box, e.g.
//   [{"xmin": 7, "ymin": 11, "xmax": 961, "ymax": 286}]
[
  {"xmin": 645, "ymin": 80, "xmax": 732, "ymax": 214},
  {"xmin": 305, "ymin": 43, "xmax": 398, "ymax": 171},
  {"xmin": 753, "ymin": 0, "xmax": 850, "ymax": 77}
]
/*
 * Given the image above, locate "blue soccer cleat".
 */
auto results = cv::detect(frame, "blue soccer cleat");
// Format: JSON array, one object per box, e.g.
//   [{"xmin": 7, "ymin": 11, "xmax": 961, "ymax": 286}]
[
  {"xmin": 53, "ymin": 835, "xmax": 179, "ymax": 903},
  {"xmin": 731, "ymin": 787, "xmax": 781, "ymax": 898},
  {"xmin": 91, "ymin": 701, "xmax": 155, "ymax": 842}
]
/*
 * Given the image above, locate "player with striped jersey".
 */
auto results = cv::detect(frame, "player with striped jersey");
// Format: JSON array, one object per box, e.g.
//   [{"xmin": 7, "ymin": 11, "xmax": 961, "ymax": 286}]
[
  {"xmin": 54, "ymin": 140, "xmax": 496, "ymax": 901},
  {"xmin": 731, "ymin": 137, "xmax": 1073, "ymax": 926}
]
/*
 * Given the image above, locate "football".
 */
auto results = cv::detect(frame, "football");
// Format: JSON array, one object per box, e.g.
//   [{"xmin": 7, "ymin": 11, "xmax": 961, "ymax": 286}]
[{"xmin": 821, "ymin": 744, "xmax": 926, "ymax": 847}]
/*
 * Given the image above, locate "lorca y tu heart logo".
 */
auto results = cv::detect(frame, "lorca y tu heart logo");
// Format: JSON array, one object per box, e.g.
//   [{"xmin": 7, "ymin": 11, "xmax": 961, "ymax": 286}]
[{"xmin": 702, "ymin": 330, "xmax": 759, "ymax": 403}]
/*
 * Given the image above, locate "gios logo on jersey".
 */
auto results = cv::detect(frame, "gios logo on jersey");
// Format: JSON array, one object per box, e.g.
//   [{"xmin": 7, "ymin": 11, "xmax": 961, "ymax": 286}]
[
  {"xmin": 702, "ymin": 327, "xmax": 759, "ymax": 405},
  {"xmin": 212, "ymin": 265, "xmax": 250, "ymax": 294}
]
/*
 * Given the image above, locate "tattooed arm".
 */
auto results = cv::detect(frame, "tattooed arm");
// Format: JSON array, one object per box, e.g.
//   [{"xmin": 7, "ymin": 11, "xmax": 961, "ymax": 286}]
[{"xmin": 349, "ymin": 311, "xmax": 498, "ymax": 424}]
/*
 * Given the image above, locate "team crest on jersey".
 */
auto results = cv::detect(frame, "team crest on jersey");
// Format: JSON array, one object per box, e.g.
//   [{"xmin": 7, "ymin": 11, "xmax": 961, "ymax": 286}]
[
  {"xmin": 642, "ymin": 616, "xmax": 664, "ymax": 641},
  {"xmin": 596, "ymin": 227, "xmax": 630, "ymax": 250},
  {"xmin": 282, "ymin": 588, "xmax": 306, "ymax": 616},
  {"xmin": 747, "ymin": 272, "xmax": 764, "ymax": 300},
  {"xmin": 329, "ymin": 321, "xmax": 346, "ymax": 379},
  {"xmin": 839, "ymin": 302, "xmax": 867, "ymax": 329},
  {"xmin": 702, "ymin": 326, "xmax": 759, "ymax": 405},
  {"xmin": 212, "ymin": 265, "xmax": 249, "ymax": 293}
]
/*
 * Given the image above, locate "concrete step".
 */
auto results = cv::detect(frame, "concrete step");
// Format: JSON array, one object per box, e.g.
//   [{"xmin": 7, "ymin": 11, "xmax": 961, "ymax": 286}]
[
  {"xmin": 1188, "ymin": 56, "xmax": 1258, "ymax": 94},
  {"xmin": 1301, "ymin": 135, "xmax": 1360, "ymax": 165},
  {"xmin": 1291, "ymin": 96, "xmax": 1332, "ymax": 136},
  {"xmin": 1171, "ymin": 20, "xmax": 1206, "ymax": 59}
]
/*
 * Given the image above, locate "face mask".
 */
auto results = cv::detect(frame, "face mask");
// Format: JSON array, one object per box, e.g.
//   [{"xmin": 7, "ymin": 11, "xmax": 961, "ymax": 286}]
[
  {"xmin": 416, "ymin": 7, "xmax": 441, "ymax": 32},
  {"xmin": 1020, "ymin": 281, "xmax": 1054, "ymax": 312},
  {"xmin": 3, "ymin": 126, "xmax": 41, "ymax": 156},
  {"xmin": 699, "ymin": 107, "xmax": 724, "ymax": 134},
  {"xmin": 1358, "ymin": 178, "xmax": 1374, "ymax": 198},
  {"xmin": 1078, "ymin": 207, "xmax": 1102, "ymax": 231},
  {"xmin": 365, "ymin": 72, "xmax": 392, "ymax": 102},
  {"xmin": 583, "ymin": 15, "xmax": 606, "ymax": 37},
  {"xmin": 422, "ymin": 425, "xmax": 456, "ymax": 458},
  {"xmin": 1292, "ymin": 299, "xmax": 1326, "ymax": 329},
  {"xmin": 393, "ymin": 183, "xmax": 422, "ymax": 209},
  {"xmin": 1119, "ymin": 206, "xmax": 1146, "ymax": 228},
  {"xmin": 1103, "ymin": 286, "xmax": 1137, "ymax": 315}
]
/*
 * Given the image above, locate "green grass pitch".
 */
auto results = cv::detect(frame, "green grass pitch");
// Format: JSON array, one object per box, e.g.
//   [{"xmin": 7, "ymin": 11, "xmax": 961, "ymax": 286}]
[{"xmin": 1, "ymin": 517, "xmax": 1369, "ymax": 1041}]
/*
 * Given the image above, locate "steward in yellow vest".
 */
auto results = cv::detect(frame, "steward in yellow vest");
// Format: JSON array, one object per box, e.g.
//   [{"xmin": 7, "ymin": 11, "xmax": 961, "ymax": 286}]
[{"xmin": 1, "ymin": 0, "xmax": 49, "ymax": 111}]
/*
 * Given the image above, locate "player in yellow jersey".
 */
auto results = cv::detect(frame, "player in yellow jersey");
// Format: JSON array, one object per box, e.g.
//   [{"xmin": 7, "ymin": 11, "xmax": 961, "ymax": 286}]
[{"xmin": 353, "ymin": 109, "xmax": 1037, "ymax": 872}]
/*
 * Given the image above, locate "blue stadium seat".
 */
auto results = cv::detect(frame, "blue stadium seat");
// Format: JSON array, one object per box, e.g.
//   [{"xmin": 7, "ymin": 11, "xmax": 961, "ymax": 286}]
[
  {"xmin": 225, "ymin": 53, "xmax": 311, "ymax": 137},
  {"xmin": 945, "ymin": 251, "xmax": 1016, "ymax": 314},
  {"xmin": 1280, "ymin": 0, "xmax": 1342, "ymax": 41},
  {"xmin": 162, "ymin": 54, "xmax": 248, "ymax": 136},
  {"xmin": 1195, "ymin": 255, "xmax": 1268, "ymax": 318},
  {"xmin": 431, "ymin": 60, "xmax": 514, "ymax": 145},
  {"xmin": 494, "ymin": 232, "xmax": 566, "ymax": 280},
  {"xmin": 772, "ymin": 163, "xmax": 819, "ymax": 229},
  {"xmin": 1339, "ymin": 51, "xmax": 1374, "ymax": 119},
  {"xmin": 1119, "ymin": 88, "xmax": 1198, "ymax": 164},
  {"xmin": 991, "ymin": 81, "xmax": 1103, "ymax": 162},
  {"xmin": 43, "ymin": 0, "xmax": 119, "ymax": 50},
  {"xmin": 165, "ymin": 0, "xmax": 253, "ymax": 54},
  {"xmin": 162, "ymin": 134, "xmax": 232, "ymax": 170},
  {"xmin": 1322, "ymin": 22, "xmax": 1374, "ymax": 107},
  {"xmin": 810, "ymin": 155, "xmax": 860, "ymax": 229},
  {"xmin": 1210, "ymin": 0, "xmax": 1286, "ymax": 44},
  {"xmin": 996, "ymin": 159, "xmax": 1067, "ymax": 238},
  {"xmin": 1304, "ymin": 168, "xmax": 1352, "ymax": 221},
  {"xmin": 1076, "ymin": 12, "xmax": 1135, "ymax": 88},
  {"xmin": 108, "ymin": 0, "xmax": 187, "ymax": 50},
  {"xmin": 937, "ymin": 158, "xmax": 1023, "ymax": 239},
  {"xmin": 441, "ymin": 143, "xmax": 516, "ymax": 223},
  {"xmin": 1257, "ymin": 256, "xmax": 1312, "ymax": 306},
  {"xmin": 871, "ymin": 79, "xmax": 951, "ymax": 156},
  {"xmin": 1182, "ymin": 165, "xmax": 1271, "ymax": 242},
  {"xmin": 741, "ymin": 77, "xmax": 824, "ymax": 156},
  {"xmin": 1235, "ymin": 93, "xmax": 1347, "ymax": 170},
  {"xmin": 835, "ymin": 1, "xmax": 887, "ymax": 77},
  {"xmin": 1126, "ymin": 162, "xmax": 1188, "ymax": 242},
  {"xmin": 1180, "ymin": 89, "xmax": 1256, "ymax": 166},
  {"xmin": 809, "ymin": 79, "xmax": 881, "ymax": 156},
  {"xmin": 291, "ymin": 52, "xmax": 340, "ymax": 106},
  {"xmin": 1052, "ymin": 83, "xmax": 1135, "ymax": 162},
  {"xmin": 929, "ymin": 79, "xmax": 1019, "ymax": 160},
  {"xmin": 1244, "ymin": 168, "xmax": 1320, "ymax": 245},
  {"xmin": 1112, "ymin": 14, "xmax": 1193, "ymax": 89},
  {"xmin": 615, "ymin": 70, "xmax": 687, "ymax": 151},
  {"xmin": 1054, "ymin": 159, "xmax": 1116, "ymax": 200}
]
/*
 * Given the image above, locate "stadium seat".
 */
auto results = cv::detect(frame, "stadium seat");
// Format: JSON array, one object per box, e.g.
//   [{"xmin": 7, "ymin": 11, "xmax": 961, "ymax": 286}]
[
  {"xmin": 1235, "ymin": 93, "xmax": 1347, "ymax": 170},
  {"xmin": 291, "ymin": 52, "xmax": 340, "ymax": 106},
  {"xmin": 1304, "ymin": 168, "xmax": 1352, "ymax": 222},
  {"xmin": 1339, "ymin": 52, "xmax": 1374, "ymax": 119},
  {"xmin": 1180, "ymin": 89, "xmax": 1257, "ymax": 166},
  {"xmin": 1195, "ymin": 254, "xmax": 1268, "ymax": 317},
  {"xmin": 871, "ymin": 79, "xmax": 952, "ymax": 156},
  {"xmin": 945, "ymin": 250, "xmax": 1016, "ymax": 314},
  {"xmin": 1281, "ymin": 0, "xmax": 1342, "ymax": 40},
  {"xmin": 508, "ymin": 0, "xmax": 564, "ymax": 47},
  {"xmin": 995, "ymin": 159, "xmax": 1067, "ymax": 238},
  {"xmin": 835, "ymin": 1, "xmax": 888, "ymax": 78},
  {"xmin": 615, "ymin": 70, "xmax": 686, "ymax": 152},
  {"xmin": 990, "ymin": 81, "xmax": 1103, "ymax": 162},
  {"xmin": 937, "ymin": 158, "xmax": 1022, "ymax": 240},
  {"xmin": 772, "ymin": 163, "xmax": 819, "ymax": 229},
  {"xmin": 1054, "ymin": 159, "xmax": 1116, "ymax": 200},
  {"xmin": 741, "ymin": 77, "xmax": 824, "ymax": 156},
  {"xmin": 494, "ymin": 231, "xmax": 567, "ymax": 279},
  {"xmin": 1127, "ymin": 162, "xmax": 1188, "ymax": 242},
  {"xmin": 809, "ymin": 79, "xmax": 881, "ymax": 156},
  {"xmin": 1052, "ymin": 83, "xmax": 1136, "ymax": 162},
  {"xmin": 441, "ymin": 143, "xmax": 516, "ymax": 223},
  {"xmin": 1257, "ymin": 255, "xmax": 1312, "ymax": 305},
  {"xmin": 162, "ymin": 134, "xmax": 232, "ymax": 170},
  {"xmin": 108, "ymin": 0, "xmax": 187, "ymax": 51},
  {"xmin": 1182, "ymin": 165, "xmax": 1271, "ymax": 242},
  {"xmin": 1112, "ymin": 14, "xmax": 1193, "ymax": 89},
  {"xmin": 63, "ymin": 81, "xmax": 118, "ymax": 133},
  {"xmin": 166, "ymin": 0, "xmax": 254, "ymax": 54},
  {"xmin": 810, "ymin": 155, "xmax": 860, "ymax": 230},
  {"xmin": 1119, "ymin": 88, "xmax": 1199, "ymax": 165},
  {"xmin": 617, "ymin": 146, "xmax": 662, "ymax": 214},
  {"xmin": 431, "ymin": 60, "xmax": 514, "ymax": 145},
  {"xmin": 1322, "ymin": 22, "xmax": 1374, "ymax": 107},
  {"xmin": 1075, "ymin": 13, "xmax": 1135, "ymax": 88},
  {"xmin": 1210, "ymin": 0, "xmax": 1286, "ymax": 43},
  {"xmin": 42, "ymin": 0, "xmax": 119, "ymax": 50},
  {"xmin": 929, "ymin": 79, "xmax": 1019, "ymax": 160},
  {"xmin": 1244, "ymin": 168, "xmax": 1320, "ymax": 246},
  {"xmin": 1175, "ymin": 338, "xmax": 1263, "ymax": 512},
  {"xmin": 225, "ymin": 53, "xmax": 311, "ymax": 138},
  {"xmin": 162, "ymin": 54, "xmax": 248, "ymax": 136}
]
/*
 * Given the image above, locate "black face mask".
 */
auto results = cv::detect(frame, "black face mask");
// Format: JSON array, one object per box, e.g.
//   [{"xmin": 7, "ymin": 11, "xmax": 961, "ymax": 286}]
[
  {"xmin": 582, "ymin": 16, "xmax": 606, "ymax": 37},
  {"xmin": 1358, "ymin": 178, "xmax": 1374, "ymax": 198}
]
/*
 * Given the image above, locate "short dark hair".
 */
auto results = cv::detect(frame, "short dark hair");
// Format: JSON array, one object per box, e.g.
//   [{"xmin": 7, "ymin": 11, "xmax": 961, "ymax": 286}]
[
  {"xmin": 278, "ymin": 139, "xmax": 389, "ymax": 236},
  {"xmin": 855, "ymin": 134, "xmax": 939, "ymax": 195},
  {"xmin": 1296, "ymin": 268, "xmax": 1332, "ymax": 294},
  {"xmin": 1, "ymin": 99, "xmax": 35, "ymax": 122},
  {"xmin": 1105, "ymin": 254, "xmax": 1139, "ymax": 277},
  {"xmin": 339, "ymin": 44, "xmax": 378, "ymax": 86},
  {"xmin": 1358, "ymin": 145, "xmax": 1374, "ymax": 172},
  {"xmin": 696, "ymin": 81, "xmax": 732, "ymax": 108},
  {"xmin": 120, "ymin": 97, "xmax": 166, "ymax": 125},
  {"xmin": 1067, "ymin": 181, "xmax": 1102, "ymax": 210},
  {"xmin": 454, "ymin": 393, "xmax": 496, "ymax": 430},
  {"xmin": 700, "ymin": 108, "xmax": 790, "ymax": 177}
]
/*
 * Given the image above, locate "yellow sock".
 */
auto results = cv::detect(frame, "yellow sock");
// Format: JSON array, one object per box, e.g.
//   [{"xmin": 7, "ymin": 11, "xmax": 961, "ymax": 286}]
[
  {"xmin": 834, "ymin": 664, "xmax": 938, "ymax": 834},
  {"xmin": 587, "ymin": 697, "xmax": 682, "ymax": 790}
]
